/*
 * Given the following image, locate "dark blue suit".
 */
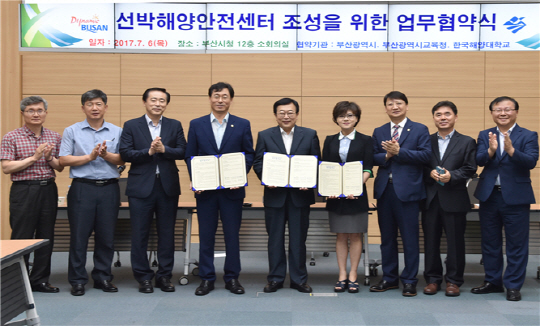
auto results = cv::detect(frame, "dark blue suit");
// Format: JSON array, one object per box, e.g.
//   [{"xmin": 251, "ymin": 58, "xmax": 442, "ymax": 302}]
[
  {"xmin": 372, "ymin": 119, "xmax": 431, "ymax": 285},
  {"xmin": 474, "ymin": 124, "xmax": 538, "ymax": 290},
  {"xmin": 120, "ymin": 115, "xmax": 186, "ymax": 282},
  {"xmin": 253, "ymin": 126, "xmax": 321, "ymax": 285},
  {"xmin": 185, "ymin": 114, "xmax": 254, "ymax": 282}
]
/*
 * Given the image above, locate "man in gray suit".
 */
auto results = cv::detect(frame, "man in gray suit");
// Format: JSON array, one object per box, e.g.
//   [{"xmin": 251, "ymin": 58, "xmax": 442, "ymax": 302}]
[
  {"xmin": 422, "ymin": 101, "xmax": 476, "ymax": 297},
  {"xmin": 253, "ymin": 98, "xmax": 321, "ymax": 293}
]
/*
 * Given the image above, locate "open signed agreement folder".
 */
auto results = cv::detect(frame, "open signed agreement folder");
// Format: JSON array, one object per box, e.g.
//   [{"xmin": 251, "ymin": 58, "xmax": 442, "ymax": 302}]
[
  {"xmin": 191, "ymin": 152, "xmax": 247, "ymax": 191},
  {"xmin": 318, "ymin": 161, "xmax": 363, "ymax": 197},
  {"xmin": 261, "ymin": 152, "xmax": 318, "ymax": 188}
]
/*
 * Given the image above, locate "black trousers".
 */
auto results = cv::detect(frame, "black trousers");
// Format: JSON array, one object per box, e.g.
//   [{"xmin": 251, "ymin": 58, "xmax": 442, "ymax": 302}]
[
  {"xmin": 129, "ymin": 177, "xmax": 178, "ymax": 282},
  {"xmin": 9, "ymin": 181, "xmax": 58, "ymax": 286},
  {"xmin": 422, "ymin": 196, "xmax": 467, "ymax": 286},
  {"xmin": 67, "ymin": 180, "xmax": 120, "ymax": 285},
  {"xmin": 264, "ymin": 192, "xmax": 310, "ymax": 285}
]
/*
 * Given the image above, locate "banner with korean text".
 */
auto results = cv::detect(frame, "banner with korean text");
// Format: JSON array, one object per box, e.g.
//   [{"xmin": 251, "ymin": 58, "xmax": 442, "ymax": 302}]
[{"xmin": 20, "ymin": 3, "xmax": 540, "ymax": 52}]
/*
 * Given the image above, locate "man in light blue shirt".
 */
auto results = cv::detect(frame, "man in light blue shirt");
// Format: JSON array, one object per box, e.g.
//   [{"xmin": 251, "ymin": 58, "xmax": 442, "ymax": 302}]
[{"xmin": 59, "ymin": 89, "xmax": 124, "ymax": 296}]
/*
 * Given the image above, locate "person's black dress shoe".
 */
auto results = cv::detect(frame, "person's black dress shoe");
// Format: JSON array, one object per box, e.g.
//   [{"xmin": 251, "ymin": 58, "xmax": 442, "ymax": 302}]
[
  {"xmin": 290, "ymin": 282, "xmax": 312, "ymax": 293},
  {"xmin": 369, "ymin": 280, "xmax": 399, "ymax": 292},
  {"xmin": 156, "ymin": 277, "xmax": 175, "ymax": 292},
  {"xmin": 402, "ymin": 283, "xmax": 417, "ymax": 297},
  {"xmin": 263, "ymin": 281, "xmax": 284, "ymax": 293},
  {"xmin": 506, "ymin": 289, "xmax": 521, "ymax": 301},
  {"xmin": 139, "ymin": 280, "xmax": 154, "ymax": 294},
  {"xmin": 31, "ymin": 282, "xmax": 59, "ymax": 293},
  {"xmin": 225, "ymin": 279, "xmax": 245, "ymax": 294},
  {"xmin": 195, "ymin": 280, "xmax": 215, "ymax": 296},
  {"xmin": 71, "ymin": 284, "xmax": 85, "ymax": 296},
  {"xmin": 94, "ymin": 280, "xmax": 118, "ymax": 292},
  {"xmin": 471, "ymin": 282, "xmax": 504, "ymax": 294}
]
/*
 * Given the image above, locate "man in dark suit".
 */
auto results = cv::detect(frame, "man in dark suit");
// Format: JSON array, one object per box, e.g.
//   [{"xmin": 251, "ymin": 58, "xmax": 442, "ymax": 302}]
[
  {"xmin": 422, "ymin": 101, "xmax": 476, "ymax": 297},
  {"xmin": 120, "ymin": 87, "xmax": 186, "ymax": 293},
  {"xmin": 472, "ymin": 96, "xmax": 538, "ymax": 301},
  {"xmin": 253, "ymin": 98, "xmax": 321, "ymax": 293},
  {"xmin": 370, "ymin": 91, "xmax": 431, "ymax": 296},
  {"xmin": 185, "ymin": 82, "xmax": 254, "ymax": 296}
]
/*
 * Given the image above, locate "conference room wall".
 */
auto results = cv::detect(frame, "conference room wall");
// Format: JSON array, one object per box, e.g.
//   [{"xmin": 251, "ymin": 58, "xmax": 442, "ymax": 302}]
[{"xmin": 1, "ymin": 48, "xmax": 539, "ymax": 239}]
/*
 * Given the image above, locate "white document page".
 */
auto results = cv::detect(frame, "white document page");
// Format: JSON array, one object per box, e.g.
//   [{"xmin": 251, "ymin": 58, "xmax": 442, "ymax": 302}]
[
  {"xmin": 191, "ymin": 155, "xmax": 220, "ymax": 191},
  {"xmin": 342, "ymin": 161, "xmax": 363, "ymax": 196},
  {"xmin": 219, "ymin": 152, "xmax": 247, "ymax": 188},
  {"xmin": 261, "ymin": 152, "xmax": 290, "ymax": 187},
  {"xmin": 318, "ymin": 161, "xmax": 343, "ymax": 197},
  {"xmin": 289, "ymin": 155, "xmax": 318, "ymax": 188}
]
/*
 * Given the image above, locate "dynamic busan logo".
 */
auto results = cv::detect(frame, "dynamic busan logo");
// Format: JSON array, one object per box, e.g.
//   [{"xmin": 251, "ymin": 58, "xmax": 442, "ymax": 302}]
[
  {"xmin": 71, "ymin": 14, "xmax": 108, "ymax": 33},
  {"xmin": 20, "ymin": 4, "xmax": 82, "ymax": 47},
  {"xmin": 503, "ymin": 16, "xmax": 540, "ymax": 50}
]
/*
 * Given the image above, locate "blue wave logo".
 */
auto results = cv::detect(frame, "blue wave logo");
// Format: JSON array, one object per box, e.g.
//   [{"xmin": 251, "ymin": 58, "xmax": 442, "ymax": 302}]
[
  {"xmin": 21, "ymin": 4, "xmax": 82, "ymax": 47},
  {"xmin": 516, "ymin": 34, "xmax": 540, "ymax": 49},
  {"xmin": 504, "ymin": 16, "xmax": 526, "ymax": 33}
]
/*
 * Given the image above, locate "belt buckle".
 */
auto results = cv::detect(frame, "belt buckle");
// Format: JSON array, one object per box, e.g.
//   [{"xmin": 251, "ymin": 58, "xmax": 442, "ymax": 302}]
[
  {"xmin": 96, "ymin": 180, "xmax": 105, "ymax": 186},
  {"xmin": 39, "ymin": 180, "xmax": 47, "ymax": 186}
]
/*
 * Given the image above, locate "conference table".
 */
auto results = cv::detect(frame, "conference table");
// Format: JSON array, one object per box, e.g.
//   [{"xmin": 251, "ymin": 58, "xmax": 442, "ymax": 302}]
[{"xmin": 1, "ymin": 239, "xmax": 48, "ymax": 326}]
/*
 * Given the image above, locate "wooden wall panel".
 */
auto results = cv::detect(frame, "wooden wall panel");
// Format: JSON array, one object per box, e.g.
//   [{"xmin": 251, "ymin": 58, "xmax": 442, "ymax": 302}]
[
  {"xmin": 394, "ymin": 52, "xmax": 485, "ymax": 98},
  {"xmin": 120, "ymin": 54, "xmax": 211, "ymax": 96},
  {"xmin": 27, "ymin": 95, "xmax": 123, "ymax": 136},
  {"xmin": 211, "ymin": 54, "xmax": 302, "ymax": 97},
  {"xmin": 1, "ymin": 0, "xmax": 23, "ymax": 239},
  {"xmin": 485, "ymin": 52, "xmax": 540, "ymax": 98},
  {"xmin": 301, "ymin": 97, "xmax": 387, "ymax": 150},
  {"xmin": 302, "ymin": 53, "xmax": 394, "ymax": 97},
  {"xmin": 120, "ymin": 95, "xmax": 209, "ymax": 130},
  {"xmin": 409, "ymin": 97, "xmax": 485, "ymax": 139},
  {"xmin": 22, "ymin": 53, "xmax": 121, "ymax": 95},
  {"xmin": 6, "ymin": 50, "xmax": 540, "ymax": 242}
]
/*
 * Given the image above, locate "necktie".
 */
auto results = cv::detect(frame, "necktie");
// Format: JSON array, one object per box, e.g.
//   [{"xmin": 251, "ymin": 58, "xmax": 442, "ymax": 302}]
[{"xmin": 392, "ymin": 125, "xmax": 400, "ymax": 141}]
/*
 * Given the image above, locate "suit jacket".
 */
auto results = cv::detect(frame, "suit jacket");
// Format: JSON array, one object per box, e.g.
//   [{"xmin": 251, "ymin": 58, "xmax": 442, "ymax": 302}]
[
  {"xmin": 253, "ymin": 126, "xmax": 321, "ymax": 208},
  {"xmin": 474, "ymin": 124, "xmax": 538, "ymax": 205},
  {"xmin": 322, "ymin": 131, "xmax": 374, "ymax": 214},
  {"xmin": 372, "ymin": 119, "xmax": 431, "ymax": 202},
  {"xmin": 185, "ymin": 114, "xmax": 255, "ymax": 201},
  {"xmin": 424, "ymin": 131, "xmax": 477, "ymax": 212},
  {"xmin": 120, "ymin": 115, "xmax": 186, "ymax": 199}
]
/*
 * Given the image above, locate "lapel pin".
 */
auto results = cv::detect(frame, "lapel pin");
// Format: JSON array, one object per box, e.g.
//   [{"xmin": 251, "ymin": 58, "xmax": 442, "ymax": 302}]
[
  {"xmin": 231, "ymin": 125, "xmax": 234, "ymax": 127},
  {"xmin": 407, "ymin": 129, "xmax": 410, "ymax": 131}
]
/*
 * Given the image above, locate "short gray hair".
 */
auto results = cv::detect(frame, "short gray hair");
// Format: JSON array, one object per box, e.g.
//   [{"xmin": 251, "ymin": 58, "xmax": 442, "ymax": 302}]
[{"xmin": 20, "ymin": 96, "xmax": 48, "ymax": 112}]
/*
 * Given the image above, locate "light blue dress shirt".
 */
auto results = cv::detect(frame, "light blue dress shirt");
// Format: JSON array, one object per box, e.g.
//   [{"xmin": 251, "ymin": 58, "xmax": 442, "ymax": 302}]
[
  {"xmin": 495, "ymin": 123, "xmax": 516, "ymax": 185},
  {"xmin": 211, "ymin": 112, "xmax": 229, "ymax": 150},
  {"xmin": 60, "ymin": 120, "xmax": 122, "ymax": 179},
  {"xmin": 145, "ymin": 114, "xmax": 162, "ymax": 174},
  {"xmin": 437, "ymin": 129, "xmax": 455, "ymax": 160},
  {"xmin": 338, "ymin": 130, "xmax": 355, "ymax": 162}
]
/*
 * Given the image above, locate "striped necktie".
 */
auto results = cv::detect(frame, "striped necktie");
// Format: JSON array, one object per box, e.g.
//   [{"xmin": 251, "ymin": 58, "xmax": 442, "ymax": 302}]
[{"xmin": 392, "ymin": 125, "xmax": 400, "ymax": 141}]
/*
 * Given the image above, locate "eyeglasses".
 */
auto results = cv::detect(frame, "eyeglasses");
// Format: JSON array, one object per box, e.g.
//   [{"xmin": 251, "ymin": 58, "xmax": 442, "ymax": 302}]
[
  {"xmin": 277, "ymin": 111, "xmax": 296, "ymax": 118},
  {"xmin": 337, "ymin": 114, "xmax": 355, "ymax": 120},
  {"xmin": 492, "ymin": 108, "xmax": 516, "ymax": 114},
  {"xmin": 24, "ymin": 109, "xmax": 46, "ymax": 115}
]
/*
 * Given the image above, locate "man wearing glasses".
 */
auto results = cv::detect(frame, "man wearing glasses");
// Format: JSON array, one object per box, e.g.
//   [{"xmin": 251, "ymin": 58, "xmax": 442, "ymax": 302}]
[
  {"xmin": 472, "ymin": 96, "xmax": 538, "ymax": 301},
  {"xmin": 253, "ymin": 98, "xmax": 321, "ymax": 293},
  {"xmin": 60, "ymin": 89, "xmax": 124, "ymax": 296},
  {"xmin": 1, "ymin": 96, "xmax": 63, "ymax": 293}
]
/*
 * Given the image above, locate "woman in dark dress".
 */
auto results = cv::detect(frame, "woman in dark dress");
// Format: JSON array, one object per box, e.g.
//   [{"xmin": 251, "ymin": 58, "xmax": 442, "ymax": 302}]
[{"xmin": 322, "ymin": 101, "xmax": 374, "ymax": 293}]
